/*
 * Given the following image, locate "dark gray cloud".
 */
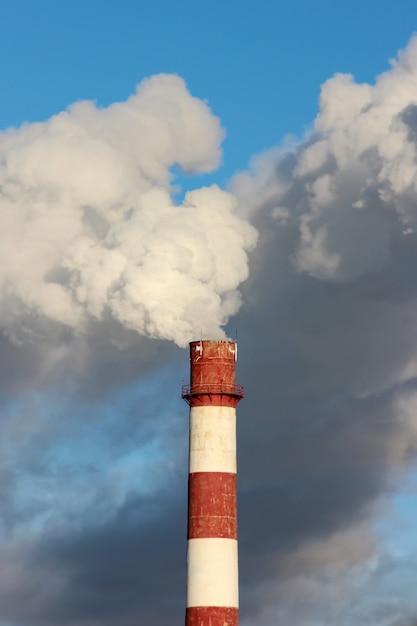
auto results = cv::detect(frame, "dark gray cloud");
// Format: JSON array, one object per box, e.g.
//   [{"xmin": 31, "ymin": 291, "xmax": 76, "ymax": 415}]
[
  {"xmin": 229, "ymin": 34, "xmax": 417, "ymax": 623},
  {"xmin": 0, "ymin": 488, "xmax": 187, "ymax": 626}
]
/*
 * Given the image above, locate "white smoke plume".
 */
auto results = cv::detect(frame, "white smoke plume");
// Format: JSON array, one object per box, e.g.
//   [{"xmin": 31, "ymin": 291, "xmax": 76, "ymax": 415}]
[
  {"xmin": 0, "ymin": 74, "xmax": 256, "ymax": 348},
  {"xmin": 235, "ymin": 36, "xmax": 417, "ymax": 282}
]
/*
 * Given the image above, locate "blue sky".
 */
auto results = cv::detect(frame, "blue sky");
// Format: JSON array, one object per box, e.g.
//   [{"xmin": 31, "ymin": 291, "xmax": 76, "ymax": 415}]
[
  {"xmin": 1, "ymin": 2, "xmax": 417, "ymax": 625},
  {"xmin": 2, "ymin": 0, "xmax": 417, "ymax": 182}
]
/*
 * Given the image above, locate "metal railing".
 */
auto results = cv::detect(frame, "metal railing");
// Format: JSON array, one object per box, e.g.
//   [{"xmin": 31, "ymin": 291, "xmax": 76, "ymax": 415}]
[{"xmin": 182, "ymin": 383, "xmax": 244, "ymax": 400}]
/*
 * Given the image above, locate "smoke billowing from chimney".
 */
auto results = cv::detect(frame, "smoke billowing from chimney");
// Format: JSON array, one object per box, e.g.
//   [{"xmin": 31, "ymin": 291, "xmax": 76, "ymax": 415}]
[{"xmin": 0, "ymin": 74, "xmax": 256, "ymax": 348}]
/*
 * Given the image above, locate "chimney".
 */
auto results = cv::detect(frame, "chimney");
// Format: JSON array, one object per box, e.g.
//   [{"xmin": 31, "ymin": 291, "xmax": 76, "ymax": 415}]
[{"xmin": 182, "ymin": 340, "xmax": 243, "ymax": 626}]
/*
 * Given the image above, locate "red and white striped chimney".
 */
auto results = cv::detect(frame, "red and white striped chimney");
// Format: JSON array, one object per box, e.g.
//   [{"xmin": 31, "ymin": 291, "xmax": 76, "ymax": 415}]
[{"xmin": 182, "ymin": 340, "xmax": 243, "ymax": 626}]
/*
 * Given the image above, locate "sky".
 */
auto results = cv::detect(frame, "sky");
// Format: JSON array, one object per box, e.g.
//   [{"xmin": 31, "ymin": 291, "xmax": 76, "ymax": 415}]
[{"xmin": 1, "ymin": 1, "xmax": 417, "ymax": 624}]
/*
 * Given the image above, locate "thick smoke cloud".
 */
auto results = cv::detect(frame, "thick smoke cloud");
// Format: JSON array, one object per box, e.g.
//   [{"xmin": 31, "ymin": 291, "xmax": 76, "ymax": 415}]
[
  {"xmin": 2, "ymin": 37, "xmax": 417, "ymax": 626},
  {"xmin": 0, "ymin": 73, "xmax": 256, "ymax": 348}
]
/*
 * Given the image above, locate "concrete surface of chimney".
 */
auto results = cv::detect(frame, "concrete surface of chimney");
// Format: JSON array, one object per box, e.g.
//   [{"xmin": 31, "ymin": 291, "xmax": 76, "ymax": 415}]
[{"xmin": 182, "ymin": 340, "xmax": 243, "ymax": 626}]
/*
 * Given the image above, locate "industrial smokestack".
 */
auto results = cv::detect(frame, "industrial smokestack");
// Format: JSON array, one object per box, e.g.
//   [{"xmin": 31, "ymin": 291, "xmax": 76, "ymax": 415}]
[{"xmin": 182, "ymin": 340, "xmax": 243, "ymax": 626}]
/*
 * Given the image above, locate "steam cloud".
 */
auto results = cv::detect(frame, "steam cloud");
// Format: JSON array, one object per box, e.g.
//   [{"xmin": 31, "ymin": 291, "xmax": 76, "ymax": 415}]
[
  {"xmin": 236, "ymin": 36, "xmax": 417, "ymax": 283},
  {"xmin": 0, "ymin": 74, "xmax": 256, "ymax": 348}
]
